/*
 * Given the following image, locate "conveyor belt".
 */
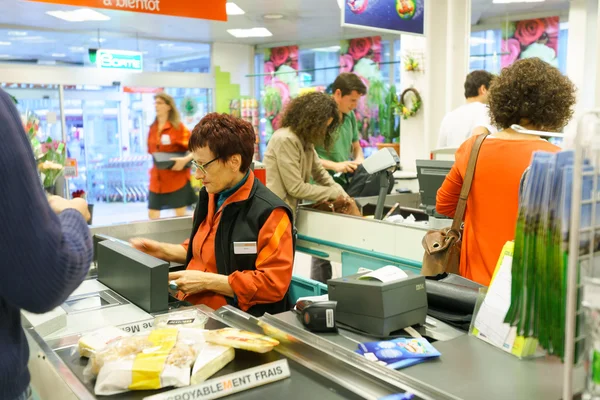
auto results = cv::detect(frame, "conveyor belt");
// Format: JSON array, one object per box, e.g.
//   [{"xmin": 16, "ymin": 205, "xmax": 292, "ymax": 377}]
[{"xmin": 54, "ymin": 317, "xmax": 362, "ymax": 400}]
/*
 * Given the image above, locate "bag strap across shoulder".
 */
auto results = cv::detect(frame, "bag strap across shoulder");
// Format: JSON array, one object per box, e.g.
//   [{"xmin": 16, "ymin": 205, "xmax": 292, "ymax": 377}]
[{"xmin": 450, "ymin": 133, "xmax": 488, "ymax": 232}]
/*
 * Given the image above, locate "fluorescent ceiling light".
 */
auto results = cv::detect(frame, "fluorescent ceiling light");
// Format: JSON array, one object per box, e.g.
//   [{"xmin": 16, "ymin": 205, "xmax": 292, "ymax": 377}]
[
  {"xmin": 227, "ymin": 28, "xmax": 272, "ymax": 38},
  {"xmin": 8, "ymin": 31, "xmax": 27, "ymax": 36},
  {"xmin": 46, "ymin": 8, "xmax": 110, "ymax": 22},
  {"xmin": 69, "ymin": 46, "xmax": 86, "ymax": 53},
  {"xmin": 226, "ymin": 2, "xmax": 245, "ymax": 15},
  {"xmin": 0, "ymin": 42, "xmax": 10, "ymax": 46},
  {"xmin": 492, "ymin": 0, "xmax": 544, "ymax": 3},
  {"xmin": 52, "ymin": 53, "xmax": 66, "ymax": 57}
]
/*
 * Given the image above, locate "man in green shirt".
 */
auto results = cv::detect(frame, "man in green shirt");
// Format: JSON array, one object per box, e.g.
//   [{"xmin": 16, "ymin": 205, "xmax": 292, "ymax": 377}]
[
  {"xmin": 315, "ymin": 73, "xmax": 367, "ymax": 178},
  {"xmin": 311, "ymin": 73, "xmax": 367, "ymax": 283}
]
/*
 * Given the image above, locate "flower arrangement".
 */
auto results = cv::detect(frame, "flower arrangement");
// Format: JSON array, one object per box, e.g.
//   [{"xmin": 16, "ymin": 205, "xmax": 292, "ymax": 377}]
[
  {"xmin": 395, "ymin": 88, "xmax": 422, "ymax": 120},
  {"xmin": 23, "ymin": 110, "xmax": 66, "ymax": 189},
  {"xmin": 403, "ymin": 54, "xmax": 421, "ymax": 72},
  {"xmin": 501, "ymin": 17, "xmax": 559, "ymax": 68}
]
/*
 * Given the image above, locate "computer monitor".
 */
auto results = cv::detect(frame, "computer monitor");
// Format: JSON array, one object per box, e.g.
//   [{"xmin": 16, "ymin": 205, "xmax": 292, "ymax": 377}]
[{"xmin": 416, "ymin": 160, "xmax": 454, "ymax": 215}]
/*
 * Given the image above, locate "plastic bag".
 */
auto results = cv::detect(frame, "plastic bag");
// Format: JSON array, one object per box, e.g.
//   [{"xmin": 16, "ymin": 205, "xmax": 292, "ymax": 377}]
[
  {"xmin": 84, "ymin": 328, "xmax": 203, "ymax": 396},
  {"xmin": 78, "ymin": 326, "xmax": 130, "ymax": 358}
]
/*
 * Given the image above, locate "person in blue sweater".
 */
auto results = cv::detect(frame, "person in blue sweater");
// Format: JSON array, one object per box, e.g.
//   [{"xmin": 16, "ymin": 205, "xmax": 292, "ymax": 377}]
[{"xmin": 0, "ymin": 88, "xmax": 93, "ymax": 400}]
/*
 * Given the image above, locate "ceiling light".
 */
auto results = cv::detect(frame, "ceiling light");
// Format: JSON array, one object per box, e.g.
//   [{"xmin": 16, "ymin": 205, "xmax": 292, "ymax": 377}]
[
  {"xmin": 52, "ymin": 53, "xmax": 66, "ymax": 57},
  {"xmin": 0, "ymin": 42, "xmax": 11, "ymax": 46},
  {"xmin": 90, "ymin": 37, "xmax": 107, "ymax": 43},
  {"xmin": 263, "ymin": 13, "xmax": 284, "ymax": 20},
  {"xmin": 226, "ymin": 2, "xmax": 245, "ymax": 15},
  {"xmin": 8, "ymin": 31, "xmax": 27, "ymax": 36},
  {"xmin": 227, "ymin": 28, "xmax": 273, "ymax": 38},
  {"xmin": 492, "ymin": 0, "xmax": 545, "ymax": 3},
  {"xmin": 158, "ymin": 43, "xmax": 174, "ymax": 47},
  {"xmin": 46, "ymin": 8, "xmax": 110, "ymax": 22},
  {"xmin": 69, "ymin": 46, "xmax": 86, "ymax": 53}
]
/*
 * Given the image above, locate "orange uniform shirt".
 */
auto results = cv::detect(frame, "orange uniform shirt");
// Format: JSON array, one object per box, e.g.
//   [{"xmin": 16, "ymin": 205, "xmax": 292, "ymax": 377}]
[
  {"xmin": 436, "ymin": 135, "xmax": 559, "ymax": 286},
  {"xmin": 179, "ymin": 173, "xmax": 294, "ymax": 311},
  {"xmin": 147, "ymin": 121, "xmax": 191, "ymax": 194}
]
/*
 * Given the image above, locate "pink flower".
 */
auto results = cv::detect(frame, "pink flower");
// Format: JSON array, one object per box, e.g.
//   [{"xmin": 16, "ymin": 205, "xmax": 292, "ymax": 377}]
[
  {"xmin": 270, "ymin": 46, "xmax": 290, "ymax": 68},
  {"xmin": 544, "ymin": 16, "xmax": 559, "ymax": 53},
  {"xmin": 348, "ymin": 37, "xmax": 371, "ymax": 61},
  {"xmin": 371, "ymin": 36, "xmax": 381, "ymax": 54},
  {"xmin": 501, "ymin": 38, "xmax": 521, "ymax": 68},
  {"xmin": 340, "ymin": 54, "xmax": 354, "ymax": 73},
  {"xmin": 271, "ymin": 78, "xmax": 290, "ymax": 105},
  {"xmin": 355, "ymin": 76, "xmax": 370, "ymax": 118},
  {"xmin": 514, "ymin": 19, "xmax": 545, "ymax": 47},
  {"xmin": 372, "ymin": 51, "xmax": 381, "ymax": 63},
  {"xmin": 264, "ymin": 61, "xmax": 275, "ymax": 85},
  {"xmin": 289, "ymin": 46, "xmax": 298, "ymax": 61}
]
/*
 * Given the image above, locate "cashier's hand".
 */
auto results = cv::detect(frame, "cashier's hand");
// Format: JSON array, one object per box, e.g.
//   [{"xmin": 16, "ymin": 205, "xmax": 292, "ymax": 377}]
[
  {"xmin": 171, "ymin": 156, "xmax": 189, "ymax": 171},
  {"xmin": 169, "ymin": 271, "xmax": 212, "ymax": 295},
  {"xmin": 333, "ymin": 161, "xmax": 358, "ymax": 174},
  {"xmin": 130, "ymin": 238, "xmax": 167, "ymax": 260},
  {"xmin": 48, "ymin": 196, "xmax": 91, "ymax": 222}
]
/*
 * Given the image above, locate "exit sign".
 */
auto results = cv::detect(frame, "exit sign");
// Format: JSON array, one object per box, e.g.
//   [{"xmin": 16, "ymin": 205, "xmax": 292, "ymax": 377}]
[{"xmin": 96, "ymin": 49, "xmax": 143, "ymax": 72}]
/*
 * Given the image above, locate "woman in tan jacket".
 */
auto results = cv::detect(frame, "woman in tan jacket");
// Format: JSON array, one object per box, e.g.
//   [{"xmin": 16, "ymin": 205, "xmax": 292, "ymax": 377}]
[{"xmin": 264, "ymin": 92, "xmax": 347, "ymax": 214}]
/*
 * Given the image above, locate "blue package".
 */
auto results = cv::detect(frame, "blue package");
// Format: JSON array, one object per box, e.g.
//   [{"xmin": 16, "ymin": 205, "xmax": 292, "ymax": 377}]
[
  {"xmin": 378, "ymin": 393, "xmax": 416, "ymax": 400},
  {"xmin": 356, "ymin": 338, "xmax": 440, "ymax": 366}
]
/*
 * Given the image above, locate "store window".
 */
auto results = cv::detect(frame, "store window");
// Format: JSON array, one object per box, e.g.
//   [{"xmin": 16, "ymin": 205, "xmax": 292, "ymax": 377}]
[
  {"xmin": 0, "ymin": 28, "xmax": 210, "ymax": 74},
  {"xmin": 299, "ymin": 47, "xmax": 340, "ymax": 88}
]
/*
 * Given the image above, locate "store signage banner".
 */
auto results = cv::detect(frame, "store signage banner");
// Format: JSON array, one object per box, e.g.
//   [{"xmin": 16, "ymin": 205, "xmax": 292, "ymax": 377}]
[
  {"xmin": 501, "ymin": 17, "xmax": 559, "ymax": 69},
  {"xmin": 25, "ymin": 0, "xmax": 227, "ymax": 21},
  {"xmin": 342, "ymin": 0, "xmax": 424, "ymax": 36},
  {"xmin": 263, "ymin": 45, "xmax": 299, "ymax": 142},
  {"xmin": 95, "ymin": 49, "xmax": 143, "ymax": 71}
]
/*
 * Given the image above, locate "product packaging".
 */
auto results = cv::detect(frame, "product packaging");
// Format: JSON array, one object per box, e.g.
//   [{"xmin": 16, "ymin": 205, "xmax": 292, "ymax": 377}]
[{"xmin": 356, "ymin": 338, "xmax": 440, "ymax": 369}]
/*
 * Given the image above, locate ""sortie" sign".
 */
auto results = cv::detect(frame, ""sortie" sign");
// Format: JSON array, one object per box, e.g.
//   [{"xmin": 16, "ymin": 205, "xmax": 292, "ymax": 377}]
[{"xmin": 25, "ymin": 0, "xmax": 227, "ymax": 21}]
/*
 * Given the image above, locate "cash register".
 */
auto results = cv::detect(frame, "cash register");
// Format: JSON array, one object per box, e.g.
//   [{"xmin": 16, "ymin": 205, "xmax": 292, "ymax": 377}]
[{"xmin": 416, "ymin": 159, "xmax": 454, "ymax": 228}]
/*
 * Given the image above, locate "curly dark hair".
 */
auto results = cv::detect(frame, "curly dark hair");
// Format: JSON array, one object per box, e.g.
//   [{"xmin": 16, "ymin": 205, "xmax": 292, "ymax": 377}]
[
  {"xmin": 488, "ymin": 58, "xmax": 576, "ymax": 131},
  {"xmin": 281, "ymin": 92, "xmax": 341, "ymax": 149}
]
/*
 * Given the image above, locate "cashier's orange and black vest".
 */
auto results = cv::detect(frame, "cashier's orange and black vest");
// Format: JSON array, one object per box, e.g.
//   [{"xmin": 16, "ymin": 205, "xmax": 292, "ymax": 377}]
[{"xmin": 185, "ymin": 178, "xmax": 295, "ymax": 317}]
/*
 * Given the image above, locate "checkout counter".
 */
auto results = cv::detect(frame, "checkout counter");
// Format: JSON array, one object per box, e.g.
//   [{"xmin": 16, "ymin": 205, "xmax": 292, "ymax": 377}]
[{"xmin": 22, "ymin": 215, "xmax": 584, "ymax": 400}]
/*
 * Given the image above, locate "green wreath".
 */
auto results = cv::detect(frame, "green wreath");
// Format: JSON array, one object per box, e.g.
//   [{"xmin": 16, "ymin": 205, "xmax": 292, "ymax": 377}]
[{"xmin": 396, "ymin": 88, "xmax": 422, "ymax": 120}]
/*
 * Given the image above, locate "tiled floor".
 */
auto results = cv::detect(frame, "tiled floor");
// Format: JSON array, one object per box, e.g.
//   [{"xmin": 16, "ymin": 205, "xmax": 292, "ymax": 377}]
[{"xmin": 90, "ymin": 202, "xmax": 343, "ymax": 280}]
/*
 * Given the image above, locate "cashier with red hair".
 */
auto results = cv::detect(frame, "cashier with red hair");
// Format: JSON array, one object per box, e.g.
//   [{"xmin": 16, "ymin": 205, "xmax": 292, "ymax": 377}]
[{"xmin": 132, "ymin": 113, "xmax": 294, "ymax": 316}]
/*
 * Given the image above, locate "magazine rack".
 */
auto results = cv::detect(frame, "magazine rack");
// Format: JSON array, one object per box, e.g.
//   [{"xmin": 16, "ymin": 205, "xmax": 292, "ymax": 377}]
[{"xmin": 563, "ymin": 110, "xmax": 600, "ymax": 399}]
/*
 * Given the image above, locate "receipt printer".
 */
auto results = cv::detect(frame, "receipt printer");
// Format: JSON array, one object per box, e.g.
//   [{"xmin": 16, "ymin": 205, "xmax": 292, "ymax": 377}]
[{"xmin": 327, "ymin": 273, "xmax": 427, "ymax": 336}]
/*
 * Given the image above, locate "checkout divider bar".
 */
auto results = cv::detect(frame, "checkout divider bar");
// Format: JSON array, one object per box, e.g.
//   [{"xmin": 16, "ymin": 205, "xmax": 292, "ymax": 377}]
[
  {"xmin": 213, "ymin": 306, "xmax": 460, "ymax": 400},
  {"xmin": 297, "ymin": 234, "xmax": 422, "ymax": 272}
]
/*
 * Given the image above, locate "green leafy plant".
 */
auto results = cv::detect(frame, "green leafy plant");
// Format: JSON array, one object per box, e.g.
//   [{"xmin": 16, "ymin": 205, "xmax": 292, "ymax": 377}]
[
  {"xmin": 380, "ymin": 85, "xmax": 400, "ymax": 143},
  {"xmin": 262, "ymin": 86, "xmax": 282, "ymax": 117}
]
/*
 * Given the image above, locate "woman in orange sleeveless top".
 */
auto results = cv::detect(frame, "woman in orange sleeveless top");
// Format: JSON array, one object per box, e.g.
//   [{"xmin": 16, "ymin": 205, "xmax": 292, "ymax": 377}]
[
  {"xmin": 147, "ymin": 93, "xmax": 197, "ymax": 220},
  {"xmin": 436, "ymin": 58, "xmax": 576, "ymax": 286}
]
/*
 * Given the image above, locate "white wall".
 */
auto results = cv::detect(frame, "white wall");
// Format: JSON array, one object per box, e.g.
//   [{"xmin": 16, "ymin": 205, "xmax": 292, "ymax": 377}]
[{"xmin": 211, "ymin": 42, "xmax": 255, "ymax": 97}]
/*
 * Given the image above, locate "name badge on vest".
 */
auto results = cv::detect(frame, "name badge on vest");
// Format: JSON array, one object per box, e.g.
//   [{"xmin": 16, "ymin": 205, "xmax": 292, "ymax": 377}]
[
  {"xmin": 234, "ymin": 242, "xmax": 257, "ymax": 255},
  {"xmin": 160, "ymin": 134, "xmax": 171, "ymax": 145}
]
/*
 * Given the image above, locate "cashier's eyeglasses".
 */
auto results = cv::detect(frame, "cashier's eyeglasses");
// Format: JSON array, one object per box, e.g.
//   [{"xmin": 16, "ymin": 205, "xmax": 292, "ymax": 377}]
[{"xmin": 191, "ymin": 157, "xmax": 218, "ymax": 174}]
